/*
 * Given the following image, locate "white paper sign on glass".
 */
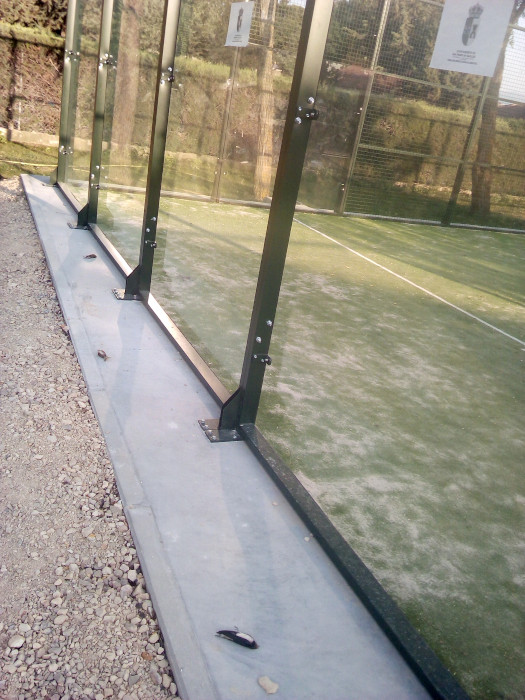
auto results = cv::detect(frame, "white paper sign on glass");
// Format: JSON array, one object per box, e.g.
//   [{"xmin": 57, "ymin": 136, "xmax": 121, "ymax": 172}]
[
  {"xmin": 430, "ymin": 0, "xmax": 515, "ymax": 76},
  {"xmin": 225, "ymin": 1, "xmax": 254, "ymax": 47}
]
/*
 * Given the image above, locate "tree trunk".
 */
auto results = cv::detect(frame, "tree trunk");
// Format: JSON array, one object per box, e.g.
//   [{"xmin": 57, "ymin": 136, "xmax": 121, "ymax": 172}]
[
  {"xmin": 254, "ymin": 0, "xmax": 276, "ymax": 201},
  {"xmin": 470, "ymin": 51, "xmax": 504, "ymax": 216},
  {"xmin": 112, "ymin": 0, "xmax": 142, "ymax": 150},
  {"xmin": 470, "ymin": 1, "xmax": 524, "ymax": 215},
  {"xmin": 7, "ymin": 40, "xmax": 19, "ymax": 133}
]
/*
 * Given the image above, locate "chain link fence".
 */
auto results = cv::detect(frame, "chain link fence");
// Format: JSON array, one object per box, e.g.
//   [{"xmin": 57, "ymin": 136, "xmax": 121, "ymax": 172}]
[
  {"xmin": 0, "ymin": 23, "xmax": 63, "ymax": 139},
  {"xmin": 57, "ymin": 0, "xmax": 524, "ymax": 232},
  {"xmin": 1, "ymin": 1, "xmax": 523, "ymax": 231},
  {"xmin": 300, "ymin": 0, "xmax": 525, "ymax": 231}
]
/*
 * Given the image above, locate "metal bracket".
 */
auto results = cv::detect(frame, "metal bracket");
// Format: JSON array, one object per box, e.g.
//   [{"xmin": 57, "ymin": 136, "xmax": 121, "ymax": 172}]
[
  {"xmin": 252, "ymin": 354, "xmax": 272, "ymax": 365},
  {"xmin": 67, "ymin": 203, "xmax": 89, "ymax": 229},
  {"xmin": 65, "ymin": 50, "xmax": 80, "ymax": 62},
  {"xmin": 68, "ymin": 221, "xmax": 88, "ymax": 229},
  {"xmin": 160, "ymin": 68, "xmax": 175, "ymax": 84},
  {"xmin": 99, "ymin": 53, "xmax": 117, "ymax": 68},
  {"xmin": 295, "ymin": 106, "xmax": 320, "ymax": 123},
  {"xmin": 198, "ymin": 418, "xmax": 242, "ymax": 443},
  {"xmin": 112, "ymin": 288, "xmax": 141, "ymax": 301}
]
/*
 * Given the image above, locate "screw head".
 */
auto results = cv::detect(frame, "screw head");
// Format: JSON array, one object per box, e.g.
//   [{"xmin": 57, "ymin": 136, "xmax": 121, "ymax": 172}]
[
  {"xmin": 255, "ymin": 336, "xmax": 261, "ymax": 343},
  {"xmin": 295, "ymin": 117, "xmax": 302, "ymax": 124},
  {"xmin": 307, "ymin": 96, "xmax": 315, "ymax": 104},
  {"xmin": 266, "ymin": 320, "xmax": 273, "ymax": 327}
]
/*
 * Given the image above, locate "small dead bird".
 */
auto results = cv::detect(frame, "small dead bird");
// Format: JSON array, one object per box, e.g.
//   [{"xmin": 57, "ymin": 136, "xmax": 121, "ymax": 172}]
[
  {"xmin": 97, "ymin": 349, "xmax": 109, "ymax": 361},
  {"xmin": 84, "ymin": 253, "xmax": 97, "ymax": 259},
  {"xmin": 216, "ymin": 629, "xmax": 258, "ymax": 649}
]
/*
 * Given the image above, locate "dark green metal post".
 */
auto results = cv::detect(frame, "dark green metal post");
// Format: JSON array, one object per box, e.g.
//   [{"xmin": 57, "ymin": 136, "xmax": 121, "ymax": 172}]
[
  {"xmin": 441, "ymin": 77, "xmax": 490, "ymax": 226},
  {"xmin": 115, "ymin": 0, "xmax": 182, "ymax": 300},
  {"xmin": 335, "ymin": 0, "xmax": 391, "ymax": 214},
  {"xmin": 50, "ymin": 0, "xmax": 82, "ymax": 186},
  {"xmin": 71, "ymin": 0, "xmax": 115, "ymax": 227},
  {"xmin": 207, "ymin": 0, "xmax": 333, "ymax": 438}
]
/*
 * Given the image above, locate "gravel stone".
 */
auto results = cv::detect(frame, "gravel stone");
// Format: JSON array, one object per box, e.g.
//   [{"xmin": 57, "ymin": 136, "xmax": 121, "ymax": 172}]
[
  {"xmin": 8, "ymin": 635, "xmax": 25, "ymax": 649},
  {"xmin": 0, "ymin": 178, "xmax": 179, "ymax": 699}
]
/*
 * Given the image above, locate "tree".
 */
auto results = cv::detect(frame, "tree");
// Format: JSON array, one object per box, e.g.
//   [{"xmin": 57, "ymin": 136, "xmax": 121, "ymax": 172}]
[
  {"xmin": 110, "ymin": 0, "xmax": 144, "ymax": 150},
  {"xmin": 184, "ymin": 0, "xmax": 230, "ymax": 62},
  {"xmin": 470, "ymin": 0, "xmax": 525, "ymax": 216},
  {"xmin": 254, "ymin": 0, "xmax": 277, "ymax": 201},
  {"xmin": 0, "ymin": 0, "xmax": 68, "ymax": 36}
]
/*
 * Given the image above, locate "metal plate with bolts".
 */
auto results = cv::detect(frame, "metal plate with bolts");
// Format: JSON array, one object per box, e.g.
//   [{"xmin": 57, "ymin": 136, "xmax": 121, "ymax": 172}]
[
  {"xmin": 198, "ymin": 418, "xmax": 241, "ymax": 443},
  {"xmin": 68, "ymin": 221, "xmax": 88, "ymax": 230},
  {"xmin": 112, "ymin": 288, "xmax": 141, "ymax": 301}
]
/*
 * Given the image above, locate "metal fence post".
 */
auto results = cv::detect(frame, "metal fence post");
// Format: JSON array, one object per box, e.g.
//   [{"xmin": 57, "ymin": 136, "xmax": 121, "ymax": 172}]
[
  {"xmin": 50, "ymin": 0, "xmax": 82, "ymax": 186},
  {"xmin": 335, "ymin": 0, "xmax": 392, "ymax": 214},
  {"xmin": 114, "ymin": 0, "xmax": 183, "ymax": 300},
  {"xmin": 200, "ymin": 0, "xmax": 333, "ymax": 441}
]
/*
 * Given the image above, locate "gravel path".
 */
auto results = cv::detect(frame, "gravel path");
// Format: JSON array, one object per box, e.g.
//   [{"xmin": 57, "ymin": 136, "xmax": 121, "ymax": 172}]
[{"xmin": 0, "ymin": 177, "xmax": 179, "ymax": 700}]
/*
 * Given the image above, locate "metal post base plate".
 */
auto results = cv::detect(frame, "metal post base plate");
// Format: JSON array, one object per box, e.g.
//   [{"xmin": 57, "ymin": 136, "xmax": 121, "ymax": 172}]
[
  {"xmin": 112, "ymin": 288, "xmax": 141, "ymax": 301},
  {"xmin": 68, "ymin": 221, "xmax": 88, "ymax": 229},
  {"xmin": 198, "ymin": 418, "xmax": 242, "ymax": 443}
]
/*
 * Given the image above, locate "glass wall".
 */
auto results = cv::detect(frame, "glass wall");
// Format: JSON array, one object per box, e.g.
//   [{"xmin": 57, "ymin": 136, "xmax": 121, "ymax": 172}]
[
  {"xmin": 150, "ymin": 0, "xmax": 306, "ymax": 390},
  {"xmin": 257, "ymin": 205, "xmax": 525, "ymax": 700},
  {"xmin": 55, "ymin": 0, "xmax": 525, "ymax": 696}
]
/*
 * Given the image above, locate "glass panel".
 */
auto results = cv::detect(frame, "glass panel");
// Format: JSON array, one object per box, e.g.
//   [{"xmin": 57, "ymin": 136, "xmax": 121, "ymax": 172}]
[
  {"xmin": 256, "ymin": 1, "xmax": 525, "ymax": 696},
  {"xmin": 151, "ymin": 0, "xmax": 306, "ymax": 390},
  {"xmin": 65, "ymin": 0, "xmax": 103, "ymax": 205},
  {"xmin": 258, "ymin": 214, "xmax": 525, "ymax": 698},
  {"xmin": 96, "ymin": 0, "xmax": 165, "ymax": 268},
  {"xmin": 153, "ymin": 198, "xmax": 268, "ymax": 392}
]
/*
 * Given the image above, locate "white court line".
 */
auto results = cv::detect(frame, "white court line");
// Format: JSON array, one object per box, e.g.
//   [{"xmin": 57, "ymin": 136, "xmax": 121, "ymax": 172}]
[{"xmin": 293, "ymin": 217, "xmax": 525, "ymax": 347}]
